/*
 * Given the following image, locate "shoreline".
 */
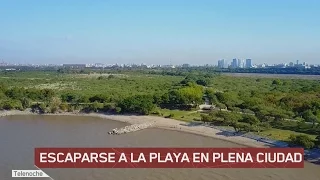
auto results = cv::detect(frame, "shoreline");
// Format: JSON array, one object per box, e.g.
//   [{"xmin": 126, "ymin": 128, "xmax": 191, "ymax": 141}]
[
  {"xmin": 0, "ymin": 109, "xmax": 272, "ymax": 148},
  {"xmin": 2, "ymin": 109, "xmax": 320, "ymax": 165}
]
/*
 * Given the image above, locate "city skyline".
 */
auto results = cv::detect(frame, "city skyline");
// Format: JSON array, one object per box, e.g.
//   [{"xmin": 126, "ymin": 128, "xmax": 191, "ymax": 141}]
[
  {"xmin": 1, "ymin": 58, "xmax": 318, "ymax": 68},
  {"xmin": 1, "ymin": 1, "xmax": 319, "ymax": 65}
]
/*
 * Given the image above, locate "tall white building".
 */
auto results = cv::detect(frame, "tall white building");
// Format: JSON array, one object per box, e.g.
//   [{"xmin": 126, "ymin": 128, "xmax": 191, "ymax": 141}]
[{"xmin": 237, "ymin": 59, "xmax": 244, "ymax": 68}]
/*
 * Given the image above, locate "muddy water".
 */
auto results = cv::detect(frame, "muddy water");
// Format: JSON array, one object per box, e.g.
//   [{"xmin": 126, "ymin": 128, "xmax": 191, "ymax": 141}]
[{"xmin": 0, "ymin": 115, "xmax": 319, "ymax": 180}]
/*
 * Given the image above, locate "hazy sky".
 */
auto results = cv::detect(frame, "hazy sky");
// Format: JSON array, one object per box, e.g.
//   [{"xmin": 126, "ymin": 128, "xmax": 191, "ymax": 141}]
[{"xmin": 0, "ymin": 0, "xmax": 319, "ymax": 65}]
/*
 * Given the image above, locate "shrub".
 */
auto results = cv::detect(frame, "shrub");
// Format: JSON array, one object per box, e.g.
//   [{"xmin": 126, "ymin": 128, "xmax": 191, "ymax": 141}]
[
  {"xmin": 115, "ymin": 107, "xmax": 121, "ymax": 113},
  {"xmin": 20, "ymin": 98, "xmax": 31, "ymax": 109},
  {"xmin": 289, "ymin": 134, "xmax": 315, "ymax": 149},
  {"xmin": 59, "ymin": 103, "xmax": 69, "ymax": 111},
  {"xmin": 1, "ymin": 99, "xmax": 23, "ymax": 110},
  {"xmin": 39, "ymin": 103, "xmax": 49, "ymax": 113},
  {"xmin": 259, "ymin": 122, "xmax": 272, "ymax": 131}
]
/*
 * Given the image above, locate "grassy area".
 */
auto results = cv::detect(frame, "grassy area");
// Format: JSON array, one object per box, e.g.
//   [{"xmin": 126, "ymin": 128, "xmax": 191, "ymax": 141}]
[
  {"xmin": 154, "ymin": 109, "xmax": 201, "ymax": 122},
  {"xmin": 256, "ymin": 128, "xmax": 317, "ymax": 142},
  {"xmin": 0, "ymin": 71, "xmax": 183, "ymax": 97},
  {"xmin": 154, "ymin": 108, "xmax": 317, "ymax": 142}
]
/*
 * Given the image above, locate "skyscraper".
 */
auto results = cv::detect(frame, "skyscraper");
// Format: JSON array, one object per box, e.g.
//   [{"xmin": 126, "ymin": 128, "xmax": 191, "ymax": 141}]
[
  {"xmin": 245, "ymin": 59, "xmax": 252, "ymax": 68},
  {"xmin": 237, "ymin": 59, "xmax": 243, "ymax": 68},
  {"xmin": 232, "ymin": 58, "xmax": 237, "ymax": 68},
  {"xmin": 218, "ymin": 59, "xmax": 225, "ymax": 68}
]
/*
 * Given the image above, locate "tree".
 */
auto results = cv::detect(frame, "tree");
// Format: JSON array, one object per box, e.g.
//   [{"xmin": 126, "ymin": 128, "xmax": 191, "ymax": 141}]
[
  {"xmin": 176, "ymin": 86, "xmax": 203, "ymax": 105},
  {"xmin": 216, "ymin": 103, "xmax": 226, "ymax": 111},
  {"xmin": 1, "ymin": 99, "xmax": 23, "ymax": 110},
  {"xmin": 118, "ymin": 95, "xmax": 156, "ymax": 115},
  {"xmin": 200, "ymin": 114, "xmax": 212, "ymax": 124},
  {"xmin": 289, "ymin": 134, "xmax": 315, "ymax": 149},
  {"xmin": 215, "ymin": 91, "xmax": 241, "ymax": 108},
  {"xmin": 180, "ymin": 74, "xmax": 198, "ymax": 85},
  {"xmin": 20, "ymin": 97, "xmax": 31, "ymax": 109},
  {"xmin": 296, "ymin": 117, "xmax": 307, "ymax": 130},
  {"xmin": 108, "ymin": 75, "xmax": 115, "ymax": 79},
  {"xmin": 259, "ymin": 122, "xmax": 272, "ymax": 131},
  {"xmin": 49, "ymin": 97, "xmax": 62, "ymax": 113},
  {"xmin": 89, "ymin": 101, "xmax": 103, "ymax": 112},
  {"xmin": 205, "ymin": 88, "xmax": 219, "ymax": 104},
  {"xmin": 272, "ymin": 79, "xmax": 282, "ymax": 85},
  {"xmin": 269, "ymin": 109, "xmax": 288, "ymax": 125},
  {"xmin": 89, "ymin": 94, "xmax": 109, "ymax": 103},
  {"xmin": 196, "ymin": 79, "xmax": 208, "ymax": 86},
  {"xmin": 59, "ymin": 103, "xmax": 69, "ymax": 111},
  {"xmin": 225, "ymin": 112, "xmax": 242, "ymax": 127},
  {"xmin": 238, "ymin": 123, "xmax": 252, "ymax": 132},
  {"xmin": 215, "ymin": 111, "xmax": 241, "ymax": 127},
  {"xmin": 61, "ymin": 93, "xmax": 78, "ymax": 103},
  {"xmin": 38, "ymin": 103, "xmax": 49, "ymax": 113},
  {"xmin": 242, "ymin": 115, "xmax": 260, "ymax": 126},
  {"xmin": 232, "ymin": 122, "xmax": 241, "ymax": 132},
  {"xmin": 5, "ymin": 87, "xmax": 25, "ymax": 100},
  {"xmin": 40, "ymin": 89, "xmax": 55, "ymax": 101},
  {"xmin": 302, "ymin": 110, "xmax": 319, "ymax": 128},
  {"xmin": 215, "ymin": 110, "xmax": 229, "ymax": 119},
  {"xmin": 0, "ymin": 82, "xmax": 7, "ymax": 92}
]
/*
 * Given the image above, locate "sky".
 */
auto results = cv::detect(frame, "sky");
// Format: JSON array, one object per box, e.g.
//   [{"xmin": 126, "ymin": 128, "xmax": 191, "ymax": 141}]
[{"xmin": 0, "ymin": 0, "xmax": 319, "ymax": 65}]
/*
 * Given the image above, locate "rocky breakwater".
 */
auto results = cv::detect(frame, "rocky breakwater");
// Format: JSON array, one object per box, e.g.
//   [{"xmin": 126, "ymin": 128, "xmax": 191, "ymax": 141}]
[{"xmin": 108, "ymin": 122, "xmax": 155, "ymax": 135}]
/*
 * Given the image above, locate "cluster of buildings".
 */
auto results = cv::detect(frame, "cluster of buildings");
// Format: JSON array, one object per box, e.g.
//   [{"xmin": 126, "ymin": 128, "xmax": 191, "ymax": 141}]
[
  {"xmin": 62, "ymin": 63, "xmax": 176, "ymax": 69},
  {"xmin": 254, "ymin": 60, "xmax": 314, "ymax": 69},
  {"xmin": 0, "ymin": 59, "xmax": 318, "ymax": 70},
  {"xmin": 218, "ymin": 59, "xmax": 252, "ymax": 69},
  {"xmin": 216, "ymin": 59, "xmax": 318, "ymax": 69}
]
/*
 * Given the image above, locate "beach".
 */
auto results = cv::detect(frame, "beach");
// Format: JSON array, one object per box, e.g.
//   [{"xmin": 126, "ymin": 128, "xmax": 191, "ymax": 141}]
[
  {"xmin": 1, "ymin": 111, "xmax": 320, "ymax": 180},
  {"xmin": 0, "ymin": 109, "xmax": 268, "ymax": 148}
]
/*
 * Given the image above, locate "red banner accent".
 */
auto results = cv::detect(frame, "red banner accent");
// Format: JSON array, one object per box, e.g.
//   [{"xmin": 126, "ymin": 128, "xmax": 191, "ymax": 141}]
[{"xmin": 34, "ymin": 148, "xmax": 304, "ymax": 168}]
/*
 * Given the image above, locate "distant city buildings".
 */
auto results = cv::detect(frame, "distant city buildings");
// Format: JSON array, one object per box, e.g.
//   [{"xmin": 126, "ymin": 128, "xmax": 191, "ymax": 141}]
[
  {"xmin": 0, "ymin": 58, "xmax": 318, "ymax": 70},
  {"xmin": 217, "ymin": 58, "xmax": 252, "ymax": 69},
  {"xmin": 232, "ymin": 59, "xmax": 237, "ymax": 68},
  {"xmin": 63, "ymin": 64, "xmax": 87, "ymax": 68},
  {"xmin": 245, "ymin": 59, "xmax": 252, "ymax": 68},
  {"xmin": 218, "ymin": 59, "xmax": 228, "ymax": 68},
  {"xmin": 237, "ymin": 59, "xmax": 244, "ymax": 68},
  {"xmin": 214, "ymin": 58, "xmax": 314, "ymax": 69}
]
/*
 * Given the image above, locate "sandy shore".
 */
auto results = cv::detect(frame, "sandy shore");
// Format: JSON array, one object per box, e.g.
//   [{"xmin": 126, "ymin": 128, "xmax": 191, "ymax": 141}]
[{"xmin": 0, "ymin": 109, "xmax": 267, "ymax": 148}]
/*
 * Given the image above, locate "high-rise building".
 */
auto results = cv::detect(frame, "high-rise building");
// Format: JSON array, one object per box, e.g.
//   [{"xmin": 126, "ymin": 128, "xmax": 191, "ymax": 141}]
[
  {"xmin": 232, "ymin": 58, "xmax": 238, "ymax": 68},
  {"xmin": 218, "ymin": 59, "xmax": 228, "ymax": 68},
  {"xmin": 237, "ymin": 59, "xmax": 243, "ymax": 68},
  {"xmin": 218, "ymin": 59, "xmax": 225, "ymax": 68},
  {"xmin": 245, "ymin": 59, "xmax": 252, "ymax": 68}
]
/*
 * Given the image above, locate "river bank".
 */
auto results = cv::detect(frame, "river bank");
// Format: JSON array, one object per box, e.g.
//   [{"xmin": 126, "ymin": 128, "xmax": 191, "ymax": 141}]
[
  {"xmin": 1, "ymin": 109, "xmax": 319, "ymax": 164},
  {"xmin": 0, "ymin": 109, "xmax": 267, "ymax": 147}
]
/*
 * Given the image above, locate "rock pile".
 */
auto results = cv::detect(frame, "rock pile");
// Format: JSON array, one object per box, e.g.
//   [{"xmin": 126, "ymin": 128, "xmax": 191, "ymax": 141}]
[{"xmin": 108, "ymin": 122, "xmax": 154, "ymax": 135}]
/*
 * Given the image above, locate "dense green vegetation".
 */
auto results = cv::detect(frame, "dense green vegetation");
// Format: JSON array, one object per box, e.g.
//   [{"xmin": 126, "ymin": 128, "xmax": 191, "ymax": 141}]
[{"xmin": 0, "ymin": 69, "xmax": 320, "ymax": 148}]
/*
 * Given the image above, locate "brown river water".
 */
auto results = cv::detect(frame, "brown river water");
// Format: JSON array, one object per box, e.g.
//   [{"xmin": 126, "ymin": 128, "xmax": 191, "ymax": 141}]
[{"xmin": 0, "ymin": 115, "xmax": 319, "ymax": 180}]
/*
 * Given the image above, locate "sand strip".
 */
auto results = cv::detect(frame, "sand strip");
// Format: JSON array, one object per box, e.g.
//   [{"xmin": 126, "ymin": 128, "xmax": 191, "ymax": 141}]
[{"xmin": 0, "ymin": 110, "xmax": 267, "ymax": 148}]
